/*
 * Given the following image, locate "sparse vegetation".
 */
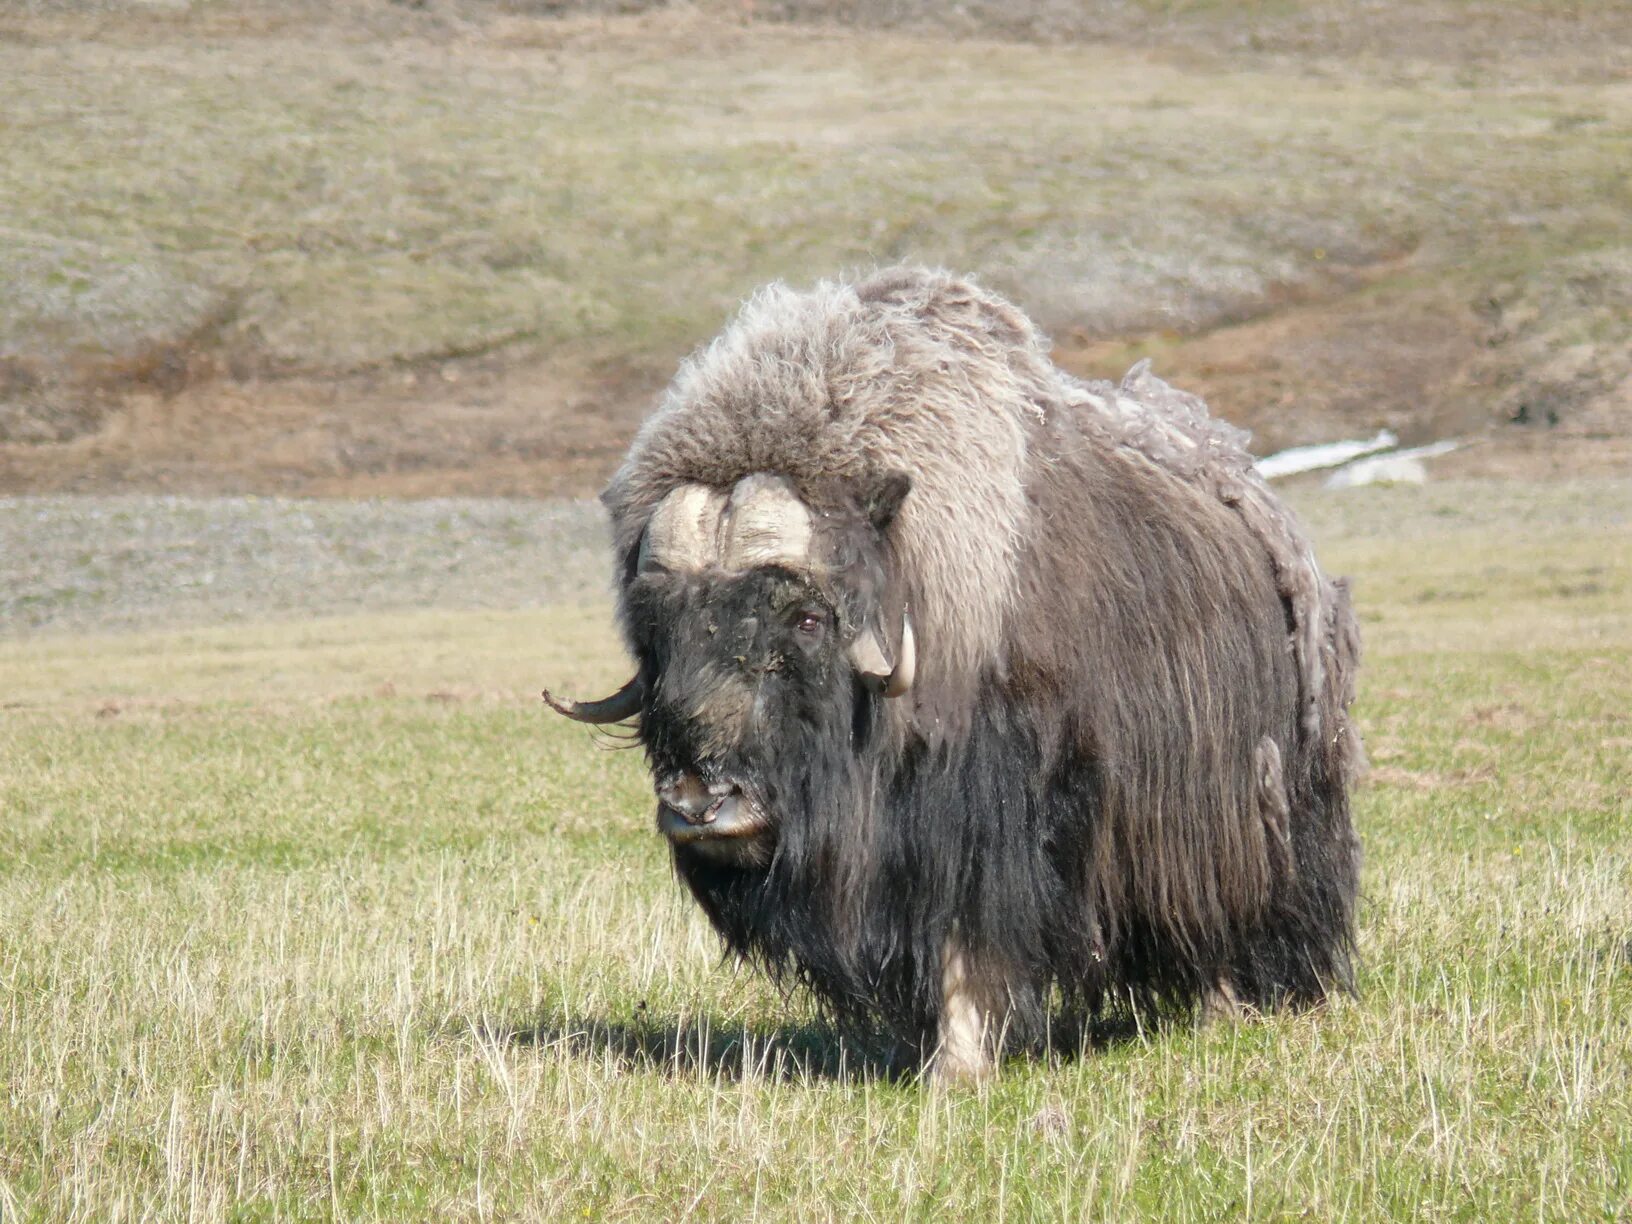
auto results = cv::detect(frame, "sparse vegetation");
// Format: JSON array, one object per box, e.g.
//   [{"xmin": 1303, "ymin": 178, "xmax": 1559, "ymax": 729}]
[
  {"xmin": 2, "ymin": 2, "xmax": 1630, "ymax": 491},
  {"xmin": 2, "ymin": 483, "xmax": 1628, "ymax": 1218}
]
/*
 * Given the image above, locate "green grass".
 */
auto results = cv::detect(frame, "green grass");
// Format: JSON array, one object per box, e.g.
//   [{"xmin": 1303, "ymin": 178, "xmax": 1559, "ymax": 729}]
[
  {"xmin": 2, "ymin": 485, "xmax": 1630, "ymax": 1218},
  {"xmin": 3, "ymin": 9, "xmax": 1630, "ymax": 379}
]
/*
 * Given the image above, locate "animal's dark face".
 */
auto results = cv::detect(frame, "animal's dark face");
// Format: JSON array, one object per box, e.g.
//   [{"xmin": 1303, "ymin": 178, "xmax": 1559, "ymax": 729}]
[
  {"xmin": 542, "ymin": 472, "xmax": 913, "ymax": 867},
  {"xmin": 625, "ymin": 565, "xmax": 857, "ymax": 867},
  {"xmin": 541, "ymin": 472, "xmax": 906, "ymax": 870}
]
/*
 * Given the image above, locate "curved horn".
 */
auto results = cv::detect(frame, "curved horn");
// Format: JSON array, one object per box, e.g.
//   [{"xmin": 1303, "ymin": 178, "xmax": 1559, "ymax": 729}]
[
  {"xmin": 720, "ymin": 474, "xmax": 813, "ymax": 571},
  {"xmin": 883, "ymin": 614, "xmax": 915, "ymax": 698},
  {"xmin": 542, "ymin": 674, "xmax": 644, "ymax": 723},
  {"xmin": 849, "ymin": 627, "xmax": 891, "ymax": 686},
  {"xmin": 639, "ymin": 485, "xmax": 725, "ymax": 574},
  {"xmin": 848, "ymin": 612, "xmax": 915, "ymax": 699}
]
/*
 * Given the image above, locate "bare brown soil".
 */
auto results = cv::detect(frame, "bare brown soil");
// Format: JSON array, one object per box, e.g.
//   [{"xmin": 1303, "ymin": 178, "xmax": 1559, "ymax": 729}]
[
  {"xmin": 5, "ymin": 263, "xmax": 1622, "ymax": 498},
  {"xmin": 0, "ymin": 288, "xmax": 1617, "ymax": 497},
  {"xmin": 0, "ymin": 350, "xmax": 667, "ymax": 498},
  {"xmin": 1059, "ymin": 271, "xmax": 1632, "ymax": 483}
]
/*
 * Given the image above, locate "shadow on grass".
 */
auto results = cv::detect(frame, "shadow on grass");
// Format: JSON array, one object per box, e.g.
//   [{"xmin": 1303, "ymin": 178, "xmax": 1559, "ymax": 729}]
[
  {"xmin": 500, "ymin": 1013, "xmax": 911, "ymax": 1083},
  {"xmin": 483, "ymin": 1010, "xmax": 1147, "ymax": 1084}
]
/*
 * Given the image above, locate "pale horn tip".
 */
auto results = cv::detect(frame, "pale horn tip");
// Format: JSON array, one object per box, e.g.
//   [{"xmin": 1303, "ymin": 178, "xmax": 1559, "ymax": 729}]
[{"xmin": 541, "ymin": 674, "xmax": 645, "ymax": 723}]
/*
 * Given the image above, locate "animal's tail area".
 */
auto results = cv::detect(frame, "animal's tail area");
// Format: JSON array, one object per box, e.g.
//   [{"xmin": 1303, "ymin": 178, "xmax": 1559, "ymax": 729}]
[
  {"xmin": 1234, "ymin": 577, "xmax": 1364, "ymax": 1010},
  {"xmin": 1319, "ymin": 576, "xmax": 1365, "ymax": 958},
  {"xmin": 1321, "ymin": 577, "xmax": 1367, "ymax": 783},
  {"xmin": 1263, "ymin": 572, "xmax": 1364, "ymax": 1004}
]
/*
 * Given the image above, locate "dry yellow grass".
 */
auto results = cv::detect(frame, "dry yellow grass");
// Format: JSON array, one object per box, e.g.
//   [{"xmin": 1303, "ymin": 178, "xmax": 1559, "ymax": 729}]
[{"xmin": 2, "ymin": 483, "xmax": 1629, "ymax": 1218}]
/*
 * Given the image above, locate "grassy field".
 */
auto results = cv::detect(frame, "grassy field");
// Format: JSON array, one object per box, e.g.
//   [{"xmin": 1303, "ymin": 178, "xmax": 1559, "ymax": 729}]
[{"xmin": 2, "ymin": 481, "xmax": 1629, "ymax": 1219}]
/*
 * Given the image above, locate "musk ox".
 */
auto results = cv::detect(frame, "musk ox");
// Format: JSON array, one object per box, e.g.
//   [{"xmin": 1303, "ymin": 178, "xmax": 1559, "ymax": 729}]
[{"xmin": 546, "ymin": 267, "xmax": 1363, "ymax": 1080}]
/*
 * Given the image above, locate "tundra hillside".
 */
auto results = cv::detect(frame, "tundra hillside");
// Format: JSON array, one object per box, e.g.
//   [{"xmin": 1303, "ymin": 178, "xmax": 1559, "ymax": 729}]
[
  {"xmin": 2, "ymin": 0, "xmax": 1631, "ymax": 494},
  {"xmin": 2, "ymin": 480, "xmax": 1629, "ymax": 1217}
]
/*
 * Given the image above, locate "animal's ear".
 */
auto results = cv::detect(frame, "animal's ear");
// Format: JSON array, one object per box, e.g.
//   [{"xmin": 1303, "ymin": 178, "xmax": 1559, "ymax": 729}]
[{"xmin": 863, "ymin": 471, "xmax": 912, "ymax": 532}]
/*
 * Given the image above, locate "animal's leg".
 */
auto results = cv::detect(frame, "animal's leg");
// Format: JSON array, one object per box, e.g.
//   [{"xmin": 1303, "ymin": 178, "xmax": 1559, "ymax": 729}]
[
  {"xmin": 1200, "ymin": 975, "xmax": 1246, "ymax": 1024},
  {"xmin": 932, "ymin": 940, "xmax": 997, "ymax": 1083}
]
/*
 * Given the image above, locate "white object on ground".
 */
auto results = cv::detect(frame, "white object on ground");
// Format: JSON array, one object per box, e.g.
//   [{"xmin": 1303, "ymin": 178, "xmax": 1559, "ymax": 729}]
[
  {"xmin": 1323, "ymin": 440, "xmax": 1463, "ymax": 490},
  {"xmin": 1254, "ymin": 430, "xmax": 1399, "ymax": 479}
]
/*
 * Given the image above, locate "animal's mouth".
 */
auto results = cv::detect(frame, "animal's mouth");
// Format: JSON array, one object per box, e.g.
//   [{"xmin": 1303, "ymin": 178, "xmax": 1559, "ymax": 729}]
[
  {"xmin": 655, "ymin": 775, "xmax": 769, "ymax": 844},
  {"xmin": 658, "ymin": 789, "xmax": 768, "ymax": 843}
]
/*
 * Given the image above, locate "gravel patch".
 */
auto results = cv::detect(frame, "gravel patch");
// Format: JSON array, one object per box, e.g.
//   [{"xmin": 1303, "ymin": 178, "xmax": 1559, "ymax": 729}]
[
  {"xmin": 3, "ymin": 482, "xmax": 1626, "ymax": 638},
  {"xmin": 0, "ymin": 496, "xmax": 613, "ymax": 637}
]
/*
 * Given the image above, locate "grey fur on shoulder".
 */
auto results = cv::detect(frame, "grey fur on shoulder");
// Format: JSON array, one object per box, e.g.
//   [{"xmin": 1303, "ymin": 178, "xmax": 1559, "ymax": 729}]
[{"xmin": 604, "ymin": 265, "xmax": 1347, "ymax": 748}]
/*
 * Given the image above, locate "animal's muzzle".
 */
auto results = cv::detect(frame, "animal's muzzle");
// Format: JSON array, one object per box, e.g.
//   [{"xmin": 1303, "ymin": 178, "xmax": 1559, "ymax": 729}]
[{"xmin": 656, "ymin": 771, "xmax": 767, "ymax": 844}]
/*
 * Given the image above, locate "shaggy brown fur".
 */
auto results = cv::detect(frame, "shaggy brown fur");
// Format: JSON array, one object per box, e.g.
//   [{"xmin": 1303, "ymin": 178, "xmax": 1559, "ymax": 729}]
[
  {"xmin": 606, "ymin": 269, "xmax": 1354, "ymax": 744},
  {"xmin": 592, "ymin": 266, "xmax": 1363, "ymax": 1072}
]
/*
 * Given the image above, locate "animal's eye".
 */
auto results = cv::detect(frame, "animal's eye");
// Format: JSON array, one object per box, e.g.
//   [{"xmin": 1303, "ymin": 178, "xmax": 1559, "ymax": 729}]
[{"xmin": 796, "ymin": 611, "xmax": 825, "ymax": 635}]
